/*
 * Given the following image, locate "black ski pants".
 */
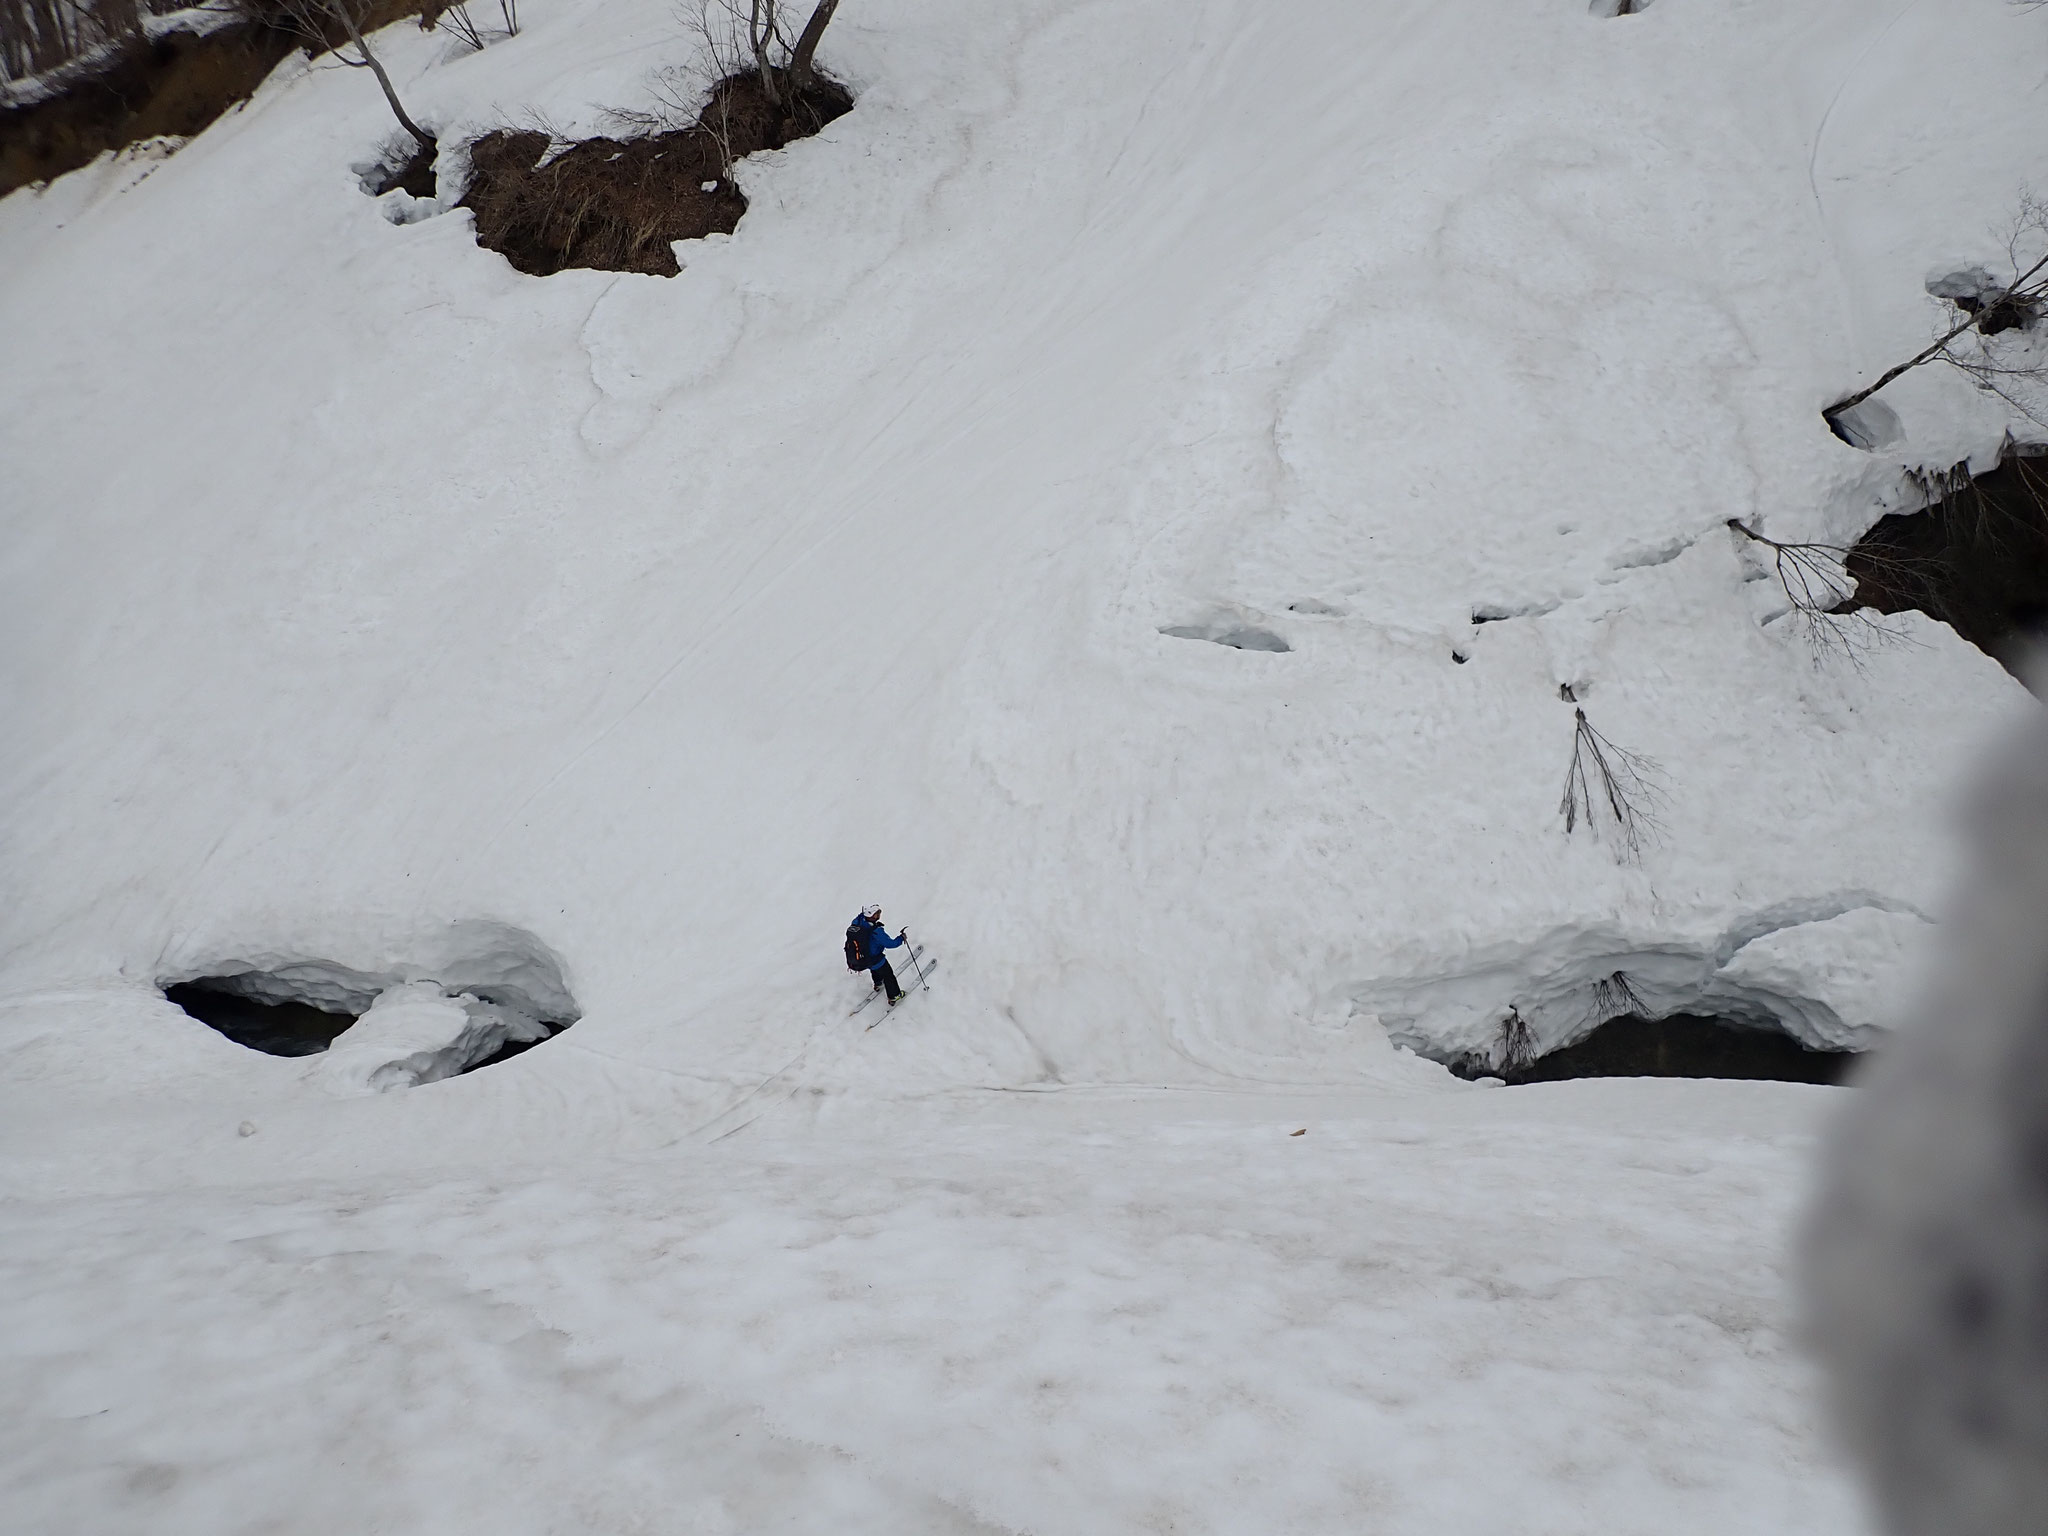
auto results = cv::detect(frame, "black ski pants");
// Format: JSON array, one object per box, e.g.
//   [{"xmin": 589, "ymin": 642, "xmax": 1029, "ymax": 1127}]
[{"xmin": 871, "ymin": 960, "xmax": 902, "ymax": 1002}]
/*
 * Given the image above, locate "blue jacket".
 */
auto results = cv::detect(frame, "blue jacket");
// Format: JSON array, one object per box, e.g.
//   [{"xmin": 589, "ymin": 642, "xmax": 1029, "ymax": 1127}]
[{"xmin": 853, "ymin": 917, "xmax": 903, "ymax": 970}]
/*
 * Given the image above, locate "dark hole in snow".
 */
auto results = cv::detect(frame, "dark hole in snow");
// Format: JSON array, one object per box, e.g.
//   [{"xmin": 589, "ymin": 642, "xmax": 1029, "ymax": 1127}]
[
  {"xmin": 165, "ymin": 973, "xmax": 579, "ymax": 1071},
  {"xmin": 1159, "ymin": 623, "xmax": 1291, "ymax": 652},
  {"xmin": 164, "ymin": 981, "xmax": 355, "ymax": 1057},
  {"xmin": 369, "ymin": 140, "xmax": 437, "ymax": 199},
  {"xmin": 1826, "ymin": 398, "xmax": 1903, "ymax": 451},
  {"xmin": 1454, "ymin": 1013, "xmax": 1857, "ymax": 1086},
  {"xmin": 462, "ymin": 70, "xmax": 852, "ymax": 277},
  {"xmin": 1929, "ymin": 267, "xmax": 2043, "ymax": 337},
  {"xmin": 1451, "ymin": 650, "xmax": 1468, "ymax": 664},
  {"xmin": 1845, "ymin": 447, "xmax": 2048, "ymax": 688},
  {"xmin": 160, "ymin": 927, "xmax": 580, "ymax": 1085}
]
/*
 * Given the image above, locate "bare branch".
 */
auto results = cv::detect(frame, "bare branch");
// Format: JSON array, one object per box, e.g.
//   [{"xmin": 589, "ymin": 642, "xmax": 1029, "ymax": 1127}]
[
  {"xmin": 1726, "ymin": 518, "xmax": 1914, "ymax": 663},
  {"xmin": 437, "ymin": 0, "xmax": 485, "ymax": 50},
  {"xmin": 1826, "ymin": 196, "xmax": 2048, "ymax": 432},
  {"xmin": 1559, "ymin": 707, "xmax": 1664, "ymax": 862}
]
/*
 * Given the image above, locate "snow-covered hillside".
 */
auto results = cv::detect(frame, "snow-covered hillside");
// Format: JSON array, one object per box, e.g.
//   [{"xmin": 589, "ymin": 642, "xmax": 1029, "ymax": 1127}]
[{"xmin": 3, "ymin": 0, "xmax": 2044, "ymax": 1529}]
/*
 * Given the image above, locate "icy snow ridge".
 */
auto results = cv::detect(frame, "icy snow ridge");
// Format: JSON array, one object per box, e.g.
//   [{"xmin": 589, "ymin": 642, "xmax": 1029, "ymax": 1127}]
[
  {"xmin": 160, "ymin": 919, "xmax": 579, "ymax": 1027},
  {"xmin": 1353, "ymin": 902, "xmax": 1930, "ymax": 1061}
]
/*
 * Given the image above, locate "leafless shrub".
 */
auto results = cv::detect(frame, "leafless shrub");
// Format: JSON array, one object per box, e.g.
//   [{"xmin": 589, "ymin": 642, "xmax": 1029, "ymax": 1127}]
[
  {"xmin": 670, "ymin": 0, "xmax": 840, "ymax": 121},
  {"xmin": 1495, "ymin": 1006, "xmax": 1536, "ymax": 1076},
  {"xmin": 608, "ymin": 0, "xmax": 848, "ymax": 175},
  {"xmin": 1725, "ymin": 517, "xmax": 1922, "ymax": 663},
  {"xmin": 680, "ymin": 0, "xmax": 747, "ymax": 170},
  {"xmin": 1827, "ymin": 195, "xmax": 2048, "ymax": 437},
  {"xmin": 1591, "ymin": 970, "xmax": 1644, "ymax": 1022},
  {"xmin": 1559, "ymin": 707, "xmax": 1664, "ymax": 861}
]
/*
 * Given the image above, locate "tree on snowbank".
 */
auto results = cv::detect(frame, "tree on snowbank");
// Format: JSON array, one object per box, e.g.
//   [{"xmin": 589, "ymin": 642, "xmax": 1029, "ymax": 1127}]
[
  {"xmin": 687, "ymin": 0, "xmax": 844, "ymax": 137},
  {"xmin": 269, "ymin": 0, "xmax": 435, "ymax": 151},
  {"xmin": 737, "ymin": 0, "xmax": 840, "ymax": 112}
]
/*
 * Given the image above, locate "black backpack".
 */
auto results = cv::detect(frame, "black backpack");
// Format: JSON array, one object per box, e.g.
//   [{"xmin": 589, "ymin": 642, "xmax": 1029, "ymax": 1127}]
[{"xmin": 844, "ymin": 917, "xmax": 871, "ymax": 971}]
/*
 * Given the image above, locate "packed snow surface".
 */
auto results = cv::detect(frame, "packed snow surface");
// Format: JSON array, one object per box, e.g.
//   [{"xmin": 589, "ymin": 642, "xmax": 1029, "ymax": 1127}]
[
  {"xmin": 1, "ymin": 1077, "xmax": 1857, "ymax": 1535},
  {"xmin": 5, "ymin": 0, "xmax": 2047, "ymax": 1527}
]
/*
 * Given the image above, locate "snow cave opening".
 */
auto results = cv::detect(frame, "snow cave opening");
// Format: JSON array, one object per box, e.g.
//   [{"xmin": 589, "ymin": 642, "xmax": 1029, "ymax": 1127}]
[
  {"xmin": 165, "ymin": 980, "xmax": 357, "ymax": 1057},
  {"xmin": 160, "ymin": 924, "xmax": 581, "ymax": 1087},
  {"xmin": 1456, "ymin": 1011, "xmax": 1858, "ymax": 1086}
]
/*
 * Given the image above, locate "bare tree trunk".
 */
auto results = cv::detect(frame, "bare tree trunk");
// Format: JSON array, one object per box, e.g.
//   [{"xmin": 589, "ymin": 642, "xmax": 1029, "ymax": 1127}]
[
  {"xmin": 24, "ymin": 0, "xmax": 69, "ymax": 73},
  {"xmin": 330, "ymin": 0, "xmax": 435, "ymax": 149},
  {"xmin": 786, "ymin": 0, "xmax": 837, "ymax": 97},
  {"xmin": 89, "ymin": 0, "xmax": 137, "ymax": 49},
  {"xmin": 0, "ymin": 0, "xmax": 27, "ymax": 77},
  {"xmin": 748, "ymin": 0, "xmax": 778, "ymax": 105}
]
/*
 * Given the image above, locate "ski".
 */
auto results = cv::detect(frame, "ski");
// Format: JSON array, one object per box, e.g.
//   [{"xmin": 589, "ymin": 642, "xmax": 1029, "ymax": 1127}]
[
  {"xmin": 847, "ymin": 947, "xmax": 923, "ymax": 1017},
  {"xmin": 866, "ymin": 959, "xmax": 938, "ymax": 1029}
]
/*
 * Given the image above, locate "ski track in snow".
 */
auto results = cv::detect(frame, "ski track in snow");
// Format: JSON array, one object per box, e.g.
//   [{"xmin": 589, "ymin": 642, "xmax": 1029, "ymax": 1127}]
[{"xmin": 5, "ymin": 0, "xmax": 2048, "ymax": 1527}]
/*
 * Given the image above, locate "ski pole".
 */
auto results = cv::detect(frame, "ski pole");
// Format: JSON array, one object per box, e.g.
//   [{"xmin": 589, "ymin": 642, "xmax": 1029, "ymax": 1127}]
[{"xmin": 902, "ymin": 928, "xmax": 928, "ymax": 989}]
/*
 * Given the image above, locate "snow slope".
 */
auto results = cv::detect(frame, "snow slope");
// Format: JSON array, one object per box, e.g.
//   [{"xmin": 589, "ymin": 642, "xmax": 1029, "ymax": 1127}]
[
  {"xmin": 2, "ymin": 0, "xmax": 2038, "ymax": 1091},
  {"xmin": 3, "ymin": 0, "xmax": 2045, "ymax": 1528}
]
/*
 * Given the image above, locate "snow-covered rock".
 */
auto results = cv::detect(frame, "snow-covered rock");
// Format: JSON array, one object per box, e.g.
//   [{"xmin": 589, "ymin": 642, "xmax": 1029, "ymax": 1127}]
[{"xmin": 311, "ymin": 980, "xmax": 544, "ymax": 1093}]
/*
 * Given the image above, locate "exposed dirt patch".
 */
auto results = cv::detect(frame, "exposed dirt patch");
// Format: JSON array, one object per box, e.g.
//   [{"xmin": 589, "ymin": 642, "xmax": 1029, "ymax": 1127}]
[
  {"xmin": 0, "ymin": 22, "xmax": 297, "ymax": 198},
  {"xmin": 461, "ymin": 69, "xmax": 851, "ymax": 277},
  {"xmin": 1847, "ymin": 449, "xmax": 2048, "ymax": 682},
  {"xmin": 1456, "ymin": 1012, "xmax": 1856, "ymax": 1086}
]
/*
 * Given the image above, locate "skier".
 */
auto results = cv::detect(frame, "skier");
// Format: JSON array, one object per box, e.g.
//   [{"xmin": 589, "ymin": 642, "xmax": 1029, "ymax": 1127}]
[{"xmin": 845, "ymin": 905, "xmax": 909, "ymax": 1005}]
